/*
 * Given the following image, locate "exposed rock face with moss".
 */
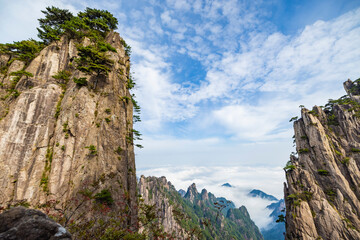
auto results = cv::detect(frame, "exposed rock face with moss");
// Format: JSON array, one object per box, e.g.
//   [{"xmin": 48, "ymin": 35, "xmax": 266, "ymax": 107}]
[
  {"xmin": 285, "ymin": 79, "xmax": 360, "ymax": 239},
  {"xmin": 139, "ymin": 175, "xmax": 264, "ymax": 240},
  {"xmin": 0, "ymin": 31, "xmax": 137, "ymax": 227}
]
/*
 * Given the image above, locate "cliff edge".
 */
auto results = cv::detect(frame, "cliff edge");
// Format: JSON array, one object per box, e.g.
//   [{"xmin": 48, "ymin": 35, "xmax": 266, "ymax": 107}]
[
  {"xmin": 285, "ymin": 79, "xmax": 360, "ymax": 239},
  {"xmin": 0, "ymin": 9, "xmax": 138, "ymax": 234}
]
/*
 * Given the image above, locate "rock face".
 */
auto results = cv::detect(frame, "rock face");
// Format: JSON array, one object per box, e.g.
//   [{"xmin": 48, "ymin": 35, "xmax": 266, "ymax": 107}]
[
  {"xmin": 0, "ymin": 207, "xmax": 72, "ymax": 240},
  {"xmin": 285, "ymin": 79, "xmax": 360, "ymax": 239},
  {"xmin": 0, "ymin": 32, "xmax": 137, "ymax": 226},
  {"xmin": 139, "ymin": 175, "xmax": 264, "ymax": 240},
  {"xmin": 138, "ymin": 176, "xmax": 187, "ymax": 238}
]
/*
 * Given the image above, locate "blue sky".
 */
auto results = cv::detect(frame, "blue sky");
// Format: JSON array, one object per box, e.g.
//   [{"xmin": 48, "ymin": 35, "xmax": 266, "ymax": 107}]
[{"xmin": 1, "ymin": 0, "xmax": 360, "ymax": 225}]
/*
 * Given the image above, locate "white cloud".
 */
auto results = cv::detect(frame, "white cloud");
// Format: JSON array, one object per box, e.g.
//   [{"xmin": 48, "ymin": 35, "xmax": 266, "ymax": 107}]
[
  {"xmin": 127, "ymin": 7, "xmax": 360, "ymax": 142},
  {"xmin": 161, "ymin": 10, "xmax": 181, "ymax": 30},
  {"xmin": 138, "ymin": 165, "xmax": 284, "ymax": 229},
  {"xmin": 130, "ymin": 41, "xmax": 197, "ymax": 130},
  {"xmin": 212, "ymin": 103, "xmax": 293, "ymax": 140},
  {"xmin": 175, "ymin": 7, "xmax": 360, "ymax": 140},
  {"xmin": 135, "ymin": 136, "xmax": 293, "ymax": 168},
  {"xmin": 0, "ymin": 0, "xmax": 79, "ymax": 43}
]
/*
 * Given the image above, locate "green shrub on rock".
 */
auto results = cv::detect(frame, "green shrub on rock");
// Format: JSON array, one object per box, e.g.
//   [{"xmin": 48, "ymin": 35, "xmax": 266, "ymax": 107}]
[{"xmin": 94, "ymin": 189, "xmax": 113, "ymax": 206}]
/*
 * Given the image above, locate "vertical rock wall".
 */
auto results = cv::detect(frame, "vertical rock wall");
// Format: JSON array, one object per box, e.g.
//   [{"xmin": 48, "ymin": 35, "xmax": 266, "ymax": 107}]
[
  {"xmin": 285, "ymin": 79, "xmax": 360, "ymax": 239},
  {"xmin": 0, "ymin": 32, "xmax": 137, "ymax": 225}
]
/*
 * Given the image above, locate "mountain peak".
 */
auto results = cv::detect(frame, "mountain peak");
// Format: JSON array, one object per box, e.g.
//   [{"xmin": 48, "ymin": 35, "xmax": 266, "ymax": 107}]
[
  {"xmin": 201, "ymin": 189, "xmax": 209, "ymax": 201},
  {"xmin": 248, "ymin": 189, "xmax": 278, "ymax": 201},
  {"xmin": 221, "ymin": 183, "xmax": 233, "ymax": 187},
  {"xmin": 178, "ymin": 189, "xmax": 186, "ymax": 197},
  {"xmin": 139, "ymin": 176, "xmax": 263, "ymax": 239},
  {"xmin": 184, "ymin": 183, "xmax": 198, "ymax": 203},
  {"xmin": 285, "ymin": 79, "xmax": 360, "ymax": 239}
]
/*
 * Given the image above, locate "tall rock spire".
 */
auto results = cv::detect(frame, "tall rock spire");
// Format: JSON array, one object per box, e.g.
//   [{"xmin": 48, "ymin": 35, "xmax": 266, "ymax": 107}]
[{"xmin": 285, "ymin": 79, "xmax": 360, "ymax": 239}]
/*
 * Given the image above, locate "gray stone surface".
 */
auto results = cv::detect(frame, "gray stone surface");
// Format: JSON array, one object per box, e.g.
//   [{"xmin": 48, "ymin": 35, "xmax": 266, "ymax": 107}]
[
  {"xmin": 0, "ymin": 32, "xmax": 137, "ymax": 226},
  {"xmin": 0, "ymin": 207, "xmax": 71, "ymax": 240}
]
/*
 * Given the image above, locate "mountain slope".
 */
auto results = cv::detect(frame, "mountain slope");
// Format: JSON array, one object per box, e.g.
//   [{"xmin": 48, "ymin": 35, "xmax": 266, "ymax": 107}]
[
  {"xmin": 139, "ymin": 175, "xmax": 264, "ymax": 240},
  {"xmin": 261, "ymin": 199, "xmax": 285, "ymax": 240},
  {"xmin": 284, "ymin": 79, "xmax": 360, "ymax": 239}
]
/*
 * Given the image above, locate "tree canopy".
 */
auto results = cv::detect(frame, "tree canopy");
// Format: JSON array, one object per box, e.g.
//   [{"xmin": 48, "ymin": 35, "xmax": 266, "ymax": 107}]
[
  {"xmin": 0, "ymin": 40, "xmax": 44, "ymax": 63},
  {"xmin": 75, "ymin": 45, "xmax": 114, "ymax": 76},
  {"xmin": 36, "ymin": 6, "xmax": 118, "ymax": 44},
  {"xmin": 78, "ymin": 8, "xmax": 118, "ymax": 33},
  {"xmin": 37, "ymin": 6, "xmax": 74, "ymax": 44}
]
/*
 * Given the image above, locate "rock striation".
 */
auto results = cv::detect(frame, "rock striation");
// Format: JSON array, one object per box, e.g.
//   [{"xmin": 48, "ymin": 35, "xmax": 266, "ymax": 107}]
[
  {"xmin": 285, "ymin": 79, "xmax": 360, "ymax": 239},
  {"xmin": 0, "ymin": 32, "xmax": 137, "ymax": 226},
  {"xmin": 0, "ymin": 207, "xmax": 72, "ymax": 240}
]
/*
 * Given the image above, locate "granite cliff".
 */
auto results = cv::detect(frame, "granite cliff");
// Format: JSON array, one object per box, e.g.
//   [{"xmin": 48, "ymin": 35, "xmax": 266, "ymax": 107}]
[
  {"xmin": 285, "ymin": 79, "xmax": 360, "ymax": 239},
  {"xmin": 0, "ymin": 7, "xmax": 138, "ymax": 237}
]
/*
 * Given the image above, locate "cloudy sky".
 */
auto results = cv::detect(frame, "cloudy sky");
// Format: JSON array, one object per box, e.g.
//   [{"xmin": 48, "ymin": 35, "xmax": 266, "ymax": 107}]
[{"xmin": 1, "ymin": 0, "xmax": 360, "ymax": 228}]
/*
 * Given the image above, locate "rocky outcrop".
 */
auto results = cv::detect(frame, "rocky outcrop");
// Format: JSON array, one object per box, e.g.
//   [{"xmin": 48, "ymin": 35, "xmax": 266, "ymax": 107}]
[
  {"xmin": 285, "ymin": 79, "xmax": 360, "ymax": 239},
  {"xmin": 184, "ymin": 183, "xmax": 198, "ymax": 203},
  {"xmin": 182, "ymin": 183, "xmax": 264, "ymax": 240},
  {"xmin": 0, "ymin": 32, "xmax": 137, "ymax": 226},
  {"xmin": 0, "ymin": 207, "xmax": 72, "ymax": 240},
  {"xmin": 138, "ymin": 176, "xmax": 187, "ymax": 238}
]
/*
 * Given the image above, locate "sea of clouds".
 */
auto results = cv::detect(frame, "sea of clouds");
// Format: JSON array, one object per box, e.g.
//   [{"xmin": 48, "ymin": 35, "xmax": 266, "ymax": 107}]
[{"xmin": 138, "ymin": 165, "xmax": 284, "ymax": 229}]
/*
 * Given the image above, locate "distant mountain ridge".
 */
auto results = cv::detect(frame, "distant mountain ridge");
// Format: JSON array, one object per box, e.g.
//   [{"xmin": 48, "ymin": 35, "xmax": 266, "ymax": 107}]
[
  {"xmin": 178, "ymin": 189, "xmax": 186, "ymax": 197},
  {"xmin": 139, "ymin": 176, "xmax": 264, "ymax": 239},
  {"xmin": 262, "ymin": 199, "xmax": 285, "ymax": 240},
  {"xmin": 267, "ymin": 199, "xmax": 285, "ymax": 219},
  {"xmin": 248, "ymin": 189, "xmax": 278, "ymax": 201},
  {"xmin": 221, "ymin": 183, "xmax": 233, "ymax": 187},
  {"xmin": 247, "ymin": 189, "xmax": 284, "ymax": 240}
]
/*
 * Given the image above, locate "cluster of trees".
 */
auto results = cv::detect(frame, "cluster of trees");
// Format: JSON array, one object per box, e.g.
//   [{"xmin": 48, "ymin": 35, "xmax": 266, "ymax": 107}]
[
  {"xmin": 0, "ymin": 7, "xmax": 121, "ymax": 83},
  {"xmin": 37, "ymin": 6, "xmax": 118, "ymax": 44},
  {"xmin": 0, "ymin": 40, "xmax": 44, "ymax": 64},
  {"xmin": 0, "ymin": 7, "xmax": 120, "ymax": 71},
  {"xmin": 37, "ymin": 7, "xmax": 122, "ymax": 83}
]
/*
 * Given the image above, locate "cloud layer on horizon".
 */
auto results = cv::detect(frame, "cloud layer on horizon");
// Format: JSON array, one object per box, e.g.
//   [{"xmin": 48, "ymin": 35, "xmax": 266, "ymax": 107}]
[{"xmin": 138, "ymin": 165, "xmax": 284, "ymax": 229}]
